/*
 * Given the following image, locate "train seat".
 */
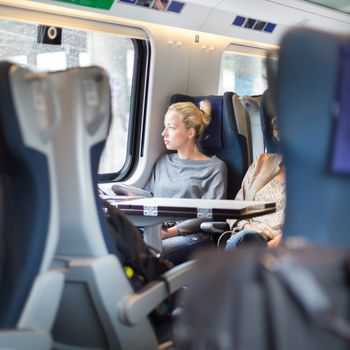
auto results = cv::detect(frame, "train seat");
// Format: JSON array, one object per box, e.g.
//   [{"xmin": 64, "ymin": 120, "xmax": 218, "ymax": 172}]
[
  {"xmin": 275, "ymin": 28, "xmax": 350, "ymax": 245},
  {"xmin": 171, "ymin": 28, "xmax": 350, "ymax": 349},
  {"xmin": 239, "ymin": 89, "xmax": 279, "ymax": 161},
  {"xmin": 0, "ymin": 62, "xmax": 64, "ymax": 349},
  {"xmin": 43, "ymin": 66, "xmax": 194, "ymax": 350},
  {"xmin": 238, "ymin": 94, "xmax": 264, "ymax": 160},
  {"xmin": 260, "ymin": 89, "xmax": 280, "ymax": 154},
  {"xmin": 231, "ymin": 93, "xmax": 254, "ymax": 165},
  {"xmin": 201, "ymin": 90, "xmax": 279, "ymax": 248}
]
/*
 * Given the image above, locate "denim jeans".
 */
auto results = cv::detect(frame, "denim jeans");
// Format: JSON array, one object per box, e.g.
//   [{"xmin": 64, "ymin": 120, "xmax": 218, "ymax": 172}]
[{"xmin": 225, "ymin": 229, "xmax": 267, "ymax": 250}]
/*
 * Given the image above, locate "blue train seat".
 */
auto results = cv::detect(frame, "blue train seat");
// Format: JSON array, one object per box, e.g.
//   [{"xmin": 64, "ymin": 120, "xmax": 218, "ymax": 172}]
[
  {"xmin": 0, "ymin": 62, "xmax": 64, "ymax": 349},
  {"xmin": 260, "ymin": 89, "xmax": 280, "ymax": 153},
  {"xmin": 171, "ymin": 29, "xmax": 350, "ymax": 349},
  {"xmin": 45, "ymin": 66, "xmax": 194, "ymax": 350},
  {"xmin": 275, "ymin": 28, "xmax": 350, "ymax": 245}
]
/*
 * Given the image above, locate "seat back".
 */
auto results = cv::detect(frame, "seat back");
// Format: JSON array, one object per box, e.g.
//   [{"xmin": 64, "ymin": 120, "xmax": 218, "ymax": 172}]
[
  {"xmin": 231, "ymin": 94, "xmax": 254, "ymax": 165},
  {"xmin": 260, "ymin": 89, "xmax": 280, "ymax": 153},
  {"xmin": 0, "ymin": 62, "xmax": 63, "ymax": 334},
  {"xmin": 50, "ymin": 66, "xmax": 114, "ymax": 258},
  {"xmin": 49, "ymin": 66, "xmax": 165, "ymax": 350},
  {"xmin": 275, "ymin": 28, "xmax": 350, "ymax": 244},
  {"xmin": 239, "ymin": 94, "xmax": 265, "ymax": 160},
  {"xmin": 170, "ymin": 93, "xmax": 249, "ymax": 198}
]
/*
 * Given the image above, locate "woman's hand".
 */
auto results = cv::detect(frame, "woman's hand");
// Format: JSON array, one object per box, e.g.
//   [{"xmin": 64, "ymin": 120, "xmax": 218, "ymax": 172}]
[
  {"xmin": 267, "ymin": 234, "xmax": 282, "ymax": 248},
  {"xmin": 161, "ymin": 225, "xmax": 179, "ymax": 239},
  {"xmin": 243, "ymin": 223, "xmax": 274, "ymax": 240}
]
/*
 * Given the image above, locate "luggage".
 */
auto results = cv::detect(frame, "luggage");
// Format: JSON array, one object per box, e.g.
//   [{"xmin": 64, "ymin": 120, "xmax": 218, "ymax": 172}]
[
  {"xmin": 174, "ymin": 246, "xmax": 350, "ymax": 350},
  {"xmin": 104, "ymin": 199, "xmax": 177, "ymax": 325},
  {"xmin": 103, "ymin": 199, "xmax": 173, "ymax": 290}
]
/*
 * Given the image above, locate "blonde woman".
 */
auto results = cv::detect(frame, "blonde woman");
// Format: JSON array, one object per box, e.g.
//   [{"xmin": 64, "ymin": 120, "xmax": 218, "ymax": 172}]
[{"xmin": 145, "ymin": 100, "xmax": 227, "ymax": 263}]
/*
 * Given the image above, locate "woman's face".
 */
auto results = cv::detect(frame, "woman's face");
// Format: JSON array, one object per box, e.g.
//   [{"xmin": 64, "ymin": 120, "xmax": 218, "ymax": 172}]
[{"xmin": 162, "ymin": 110, "xmax": 193, "ymax": 151}]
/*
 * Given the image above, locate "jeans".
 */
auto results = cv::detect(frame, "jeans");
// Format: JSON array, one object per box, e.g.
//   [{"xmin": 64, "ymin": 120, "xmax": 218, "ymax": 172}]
[{"xmin": 225, "ymin": 229, "xmax": 267, "ymax": 250}]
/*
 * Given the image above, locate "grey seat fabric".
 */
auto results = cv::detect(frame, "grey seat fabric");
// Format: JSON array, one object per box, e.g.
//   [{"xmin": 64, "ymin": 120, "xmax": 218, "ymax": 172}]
[
  {"xmin": 42, "ymin": 66, "xmax": 194, "ymax": 350},
  {"xmin": 231, "ymin": 94, "xmax": 254, "ymax": 165},
  {"xmin": 239, "ymin": 94, "xmax": 264, "ymax": 160},
  {"xmin": 275, "ymin": 28, "xmax": 350, "ymax": 245},
  {"xmin": 0, "ymin": 62, "xmax": 64, "ymax": 349},
  {"xmin": 239, "ymin": 89, "xmax": 278, "ymax": 160}
]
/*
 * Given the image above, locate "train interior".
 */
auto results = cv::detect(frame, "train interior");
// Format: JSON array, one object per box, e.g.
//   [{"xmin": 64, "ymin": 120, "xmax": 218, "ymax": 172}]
[{"xmin": 0, "ymin": 0, "xmax": 350, "ymax": 349}]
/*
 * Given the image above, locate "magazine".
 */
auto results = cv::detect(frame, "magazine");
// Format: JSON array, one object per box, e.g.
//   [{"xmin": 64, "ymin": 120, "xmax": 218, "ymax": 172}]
[{"xmin": 111, "ymin": 183, "xmax": 153, "ymax": 197}]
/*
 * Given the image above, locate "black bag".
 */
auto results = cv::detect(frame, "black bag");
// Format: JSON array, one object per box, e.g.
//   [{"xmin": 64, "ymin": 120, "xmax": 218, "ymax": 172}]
[
  {"xmin": 175, "ymin": 246, "xmax": 350, "ymax": 350},
  {"xmin": 103, "ymin": 199, "xmax": 174, "ymax": 290},
  {"xmin": 103, "ymin": 200, "xmax": 176, "ymax": 324}
]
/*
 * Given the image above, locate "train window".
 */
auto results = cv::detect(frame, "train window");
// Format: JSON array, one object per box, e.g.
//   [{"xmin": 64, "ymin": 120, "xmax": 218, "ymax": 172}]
[
  {"xmin": 218, "ymin": 45, "xmax": 268, "ymax": 96},
  {"xmin": 0, "ymin": 18, "xmax": 147, "ymax": 177}
]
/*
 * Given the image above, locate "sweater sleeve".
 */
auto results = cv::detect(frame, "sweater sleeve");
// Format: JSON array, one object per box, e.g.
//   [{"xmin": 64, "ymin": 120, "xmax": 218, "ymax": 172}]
[
  {"xmin": 202, "ymin": 159, "xmax": 228, "ymax": 200},
  {"xmin": 176, "ymin": 218, "xmax": 209, "ymax": 235},
  {"xmin": 143, "ymin": 171, "xmax": 155, "ymax": 194},
  {"xmin": 143, "ymin": 157, "xmax": 161, "ymax": 194}
]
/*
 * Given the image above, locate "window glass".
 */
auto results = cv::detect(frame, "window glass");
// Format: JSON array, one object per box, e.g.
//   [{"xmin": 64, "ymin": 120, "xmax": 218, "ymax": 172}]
[
  {"xmin": 218, "ymin": 47, "xmax": 268, "ymax": 96},
  {"xmin": 0, "ymin": 19, "xmax": 135, "ymax": 174}
]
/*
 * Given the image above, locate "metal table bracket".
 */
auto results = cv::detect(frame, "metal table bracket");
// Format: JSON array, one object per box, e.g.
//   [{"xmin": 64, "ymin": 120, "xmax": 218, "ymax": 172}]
[
  {"xmin": 143, "ymin": 206, "xmax": 158, "ymax": 216},
  {"xmin": 197, "ymin": 208, "xmax": 212, "ymax": 219}
]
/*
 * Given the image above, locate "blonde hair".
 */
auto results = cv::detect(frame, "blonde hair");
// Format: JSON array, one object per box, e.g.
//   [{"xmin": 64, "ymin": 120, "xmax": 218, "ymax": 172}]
[{"xmin": 167, "ymin": 100, "xmax": 212, "ymax": 142}]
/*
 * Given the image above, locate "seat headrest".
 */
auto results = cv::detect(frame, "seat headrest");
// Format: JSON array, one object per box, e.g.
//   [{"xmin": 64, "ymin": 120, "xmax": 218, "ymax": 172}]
[
  {"xmin": 170, "ymin": 94, "xmax": 223, "ymax": 148},
  {"xmin": 331, "ymin": 43, "xmax": 350, "ymax": 175}
]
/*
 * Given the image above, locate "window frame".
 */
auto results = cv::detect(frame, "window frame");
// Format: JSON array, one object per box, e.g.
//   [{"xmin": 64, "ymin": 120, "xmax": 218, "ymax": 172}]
[
  {"xmin": 0, "ymin": 4, "xmax": 150, "ymax": 182},
  {"xmin": 218, "ymin": 43, "xmax": 270, "ymax": 96},
  {"xmin": 99, "ymin": 38, "xmax": 150, "ymax": 182}
]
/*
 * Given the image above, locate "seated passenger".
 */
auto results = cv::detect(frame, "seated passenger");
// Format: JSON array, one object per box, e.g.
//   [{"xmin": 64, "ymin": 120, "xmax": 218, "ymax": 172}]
[
  {"xmin": 225, "ymin": 118, "xmax": 285, "ymax": 250},
  {"xmin": 112, "ymin": 100, "xmax": 227, "ymax": 263},
  {"xmin": 145, "ymin": 100, "xmax": 227, "ymax": 239}
]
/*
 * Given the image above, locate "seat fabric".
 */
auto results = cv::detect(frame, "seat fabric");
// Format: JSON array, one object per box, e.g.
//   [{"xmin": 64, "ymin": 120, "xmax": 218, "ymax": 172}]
[{"xmin": 276, "ymin": 28, "xmax": 350, "ymax": 245}]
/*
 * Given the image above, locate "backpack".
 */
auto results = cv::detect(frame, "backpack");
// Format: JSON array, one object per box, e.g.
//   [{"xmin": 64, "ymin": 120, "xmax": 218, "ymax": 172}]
[
  {"xmin": 103, "ymin": 199, "xmax": 174, "ymax": 290},
  {"xmin": 103, "ymin": 200, "xmax": 176, "ymax": 323}
]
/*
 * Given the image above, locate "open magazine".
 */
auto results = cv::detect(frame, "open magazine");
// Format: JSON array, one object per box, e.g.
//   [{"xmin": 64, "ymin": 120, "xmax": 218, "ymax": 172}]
[
  {"xmin": 98, "ymin": 183, "xmax": 151, "ymax": 203},
  {"xmin": 111, "ymin": 183, "xmax": 153, "ymax": 198}
]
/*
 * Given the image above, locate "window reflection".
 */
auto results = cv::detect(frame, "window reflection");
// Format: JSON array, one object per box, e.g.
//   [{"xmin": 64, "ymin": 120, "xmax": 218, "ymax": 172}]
[
  {"xmin": 219, "ymin": 48, "xmax": 268, "ymax": 96},
  {"xmin": 0, "ymin": 19, "xmax": 135, "ymax": 175}
]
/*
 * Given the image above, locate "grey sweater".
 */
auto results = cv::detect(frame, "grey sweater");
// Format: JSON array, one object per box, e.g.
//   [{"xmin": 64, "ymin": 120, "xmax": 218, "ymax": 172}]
[{"xmin": 145, "ymin": 153, "xmax": 227, "ymax": 234}]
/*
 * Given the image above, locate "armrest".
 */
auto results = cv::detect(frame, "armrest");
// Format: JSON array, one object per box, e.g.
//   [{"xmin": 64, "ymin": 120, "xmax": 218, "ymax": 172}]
[
  {"xmin": 200, "ymin": 221, "xmax": 229, "ymax": 233},
  {"xmin": 0, "ymin": 329, "xmax": 51, "ymax": 350},
  {"xmin": 118, "ymin": 260, "xmax": 195, "ymax": 326}
]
